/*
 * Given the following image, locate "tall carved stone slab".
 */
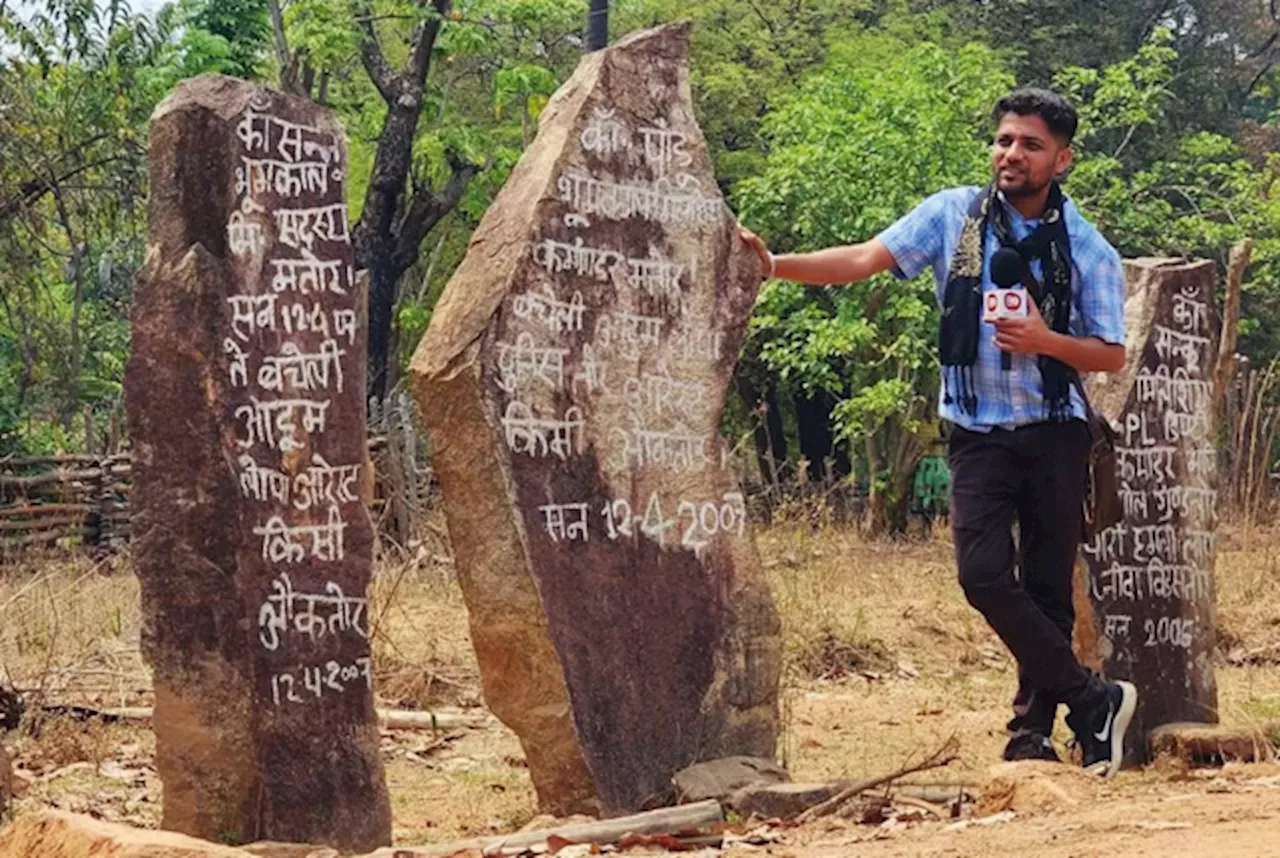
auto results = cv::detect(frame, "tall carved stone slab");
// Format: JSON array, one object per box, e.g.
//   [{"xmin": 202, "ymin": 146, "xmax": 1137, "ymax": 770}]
[
  {"xmin": 126, "ymin": 75, "xmax": 390, "ymax": 850},
  {"xmin": 408, "ymin": 24, "xmax": 781, "ymax": 814},
  {"xmin": 1075, "ymin": 258, "xmax": 1220, "ymax": 762}
]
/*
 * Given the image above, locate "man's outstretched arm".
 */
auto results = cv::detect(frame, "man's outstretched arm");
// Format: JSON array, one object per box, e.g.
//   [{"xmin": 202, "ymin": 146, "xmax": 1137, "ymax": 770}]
[{"xmin": 739, "ymin": 228, "xmax": 898, "ymax": 285}]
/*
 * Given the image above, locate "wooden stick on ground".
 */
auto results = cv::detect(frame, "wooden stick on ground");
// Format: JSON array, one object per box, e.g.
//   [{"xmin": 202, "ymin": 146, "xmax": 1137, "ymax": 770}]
[
  {"xmin": 359, "ymin": 802, "xmax": 726, "ymax": 858},
  {"xmin": 796, "ymin": 736, "xmax": 961, "ymax": 823},
  {"xmin": 34, "ymin": 704, "xmax": 488, "ymax": 731},
  {"xmin": 481, "ymin": 800, "xmax": 724, "ymax": 857}
]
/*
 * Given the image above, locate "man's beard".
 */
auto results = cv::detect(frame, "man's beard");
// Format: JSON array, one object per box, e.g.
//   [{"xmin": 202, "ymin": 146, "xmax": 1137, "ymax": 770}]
[{"xmin": 995, "ymin": 169, "xmax": 1050, "ymax": 199}]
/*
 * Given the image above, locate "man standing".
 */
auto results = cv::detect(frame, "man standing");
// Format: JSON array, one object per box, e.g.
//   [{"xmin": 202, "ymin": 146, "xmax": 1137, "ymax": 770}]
[{"xmin": 741, "ymin": 88, "xmax": 1137, "ymax": 776}]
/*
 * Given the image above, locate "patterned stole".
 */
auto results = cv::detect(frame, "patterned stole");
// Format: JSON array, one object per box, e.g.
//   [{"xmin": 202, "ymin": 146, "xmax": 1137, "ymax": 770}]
[{"xmin": 938, "ymin": 184, "xmax": 1074, "ymax": 420}]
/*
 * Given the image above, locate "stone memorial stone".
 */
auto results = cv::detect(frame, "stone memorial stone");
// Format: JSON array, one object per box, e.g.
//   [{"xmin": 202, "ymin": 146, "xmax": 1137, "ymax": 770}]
[
  {"xmin": 408, "ymin": 23, "xmax": 781, "ymax": 814},
  {"xmin": 1074, "ymin": 257, "xmax": 1220, "ymax": 763},
  {"xmin": 126, "ymin": 75, "xmax": 389, "ymax": 850}
]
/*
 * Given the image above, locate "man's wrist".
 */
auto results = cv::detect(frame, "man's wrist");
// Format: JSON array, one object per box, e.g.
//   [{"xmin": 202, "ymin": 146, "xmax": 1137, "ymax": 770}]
[
  {"xmin": 1037, "ymin": 329, "xmax": 1068, "ymax": 361},
  {"xmin": 767, "ymin": 252, "xmax": 778, "ymax": 279}
]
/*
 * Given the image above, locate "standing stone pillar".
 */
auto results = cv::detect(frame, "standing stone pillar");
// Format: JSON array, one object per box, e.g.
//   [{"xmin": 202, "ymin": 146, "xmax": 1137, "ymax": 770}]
[
  {"xmin": 1075, "ymin": 257, "xmax": 1220, "ymax": 762},
  {"xmin": 126, "ymin": 76, "xmax": 390, "ymax": 850},
  {"xmin": 408, "ymin": 24, "xmax": 781, "ymax": 815}
]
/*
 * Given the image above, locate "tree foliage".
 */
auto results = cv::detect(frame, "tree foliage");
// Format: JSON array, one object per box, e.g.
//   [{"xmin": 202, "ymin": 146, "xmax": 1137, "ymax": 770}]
[
  {"xmin": 735, "ymin": 38, "xmax": 1013, "ymax": 532},
  {"xmin": 0, "ymin": 0, "xmax": 1276, "ymax": 530},
  {"xmin": 0, "ymin": 0, "xmax": 204, "ymax": 453}
]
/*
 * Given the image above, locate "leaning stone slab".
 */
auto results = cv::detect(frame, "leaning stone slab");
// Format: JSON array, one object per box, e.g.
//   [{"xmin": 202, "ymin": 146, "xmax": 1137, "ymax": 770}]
[
  {"xmin": 126, "ymin": 75, "xmax": 389, "ymax": 850},
  {"xmin": 672, "ymin": 756, "xmax": 789, "ymax": 803},
  {"xmin": 727, "ymin": 783, "xmax": 844, "ymax": 821},
  {"xmin": 1073, "ymin": 257, "xmax": 1220, "ymax": 764},
  {"xmin": 0, "ymin": 811, "xmax": 257, "ymax": 858},
  {"xmin": 408, "ymin": 23, "xmax": 781, "ymax": 814}
]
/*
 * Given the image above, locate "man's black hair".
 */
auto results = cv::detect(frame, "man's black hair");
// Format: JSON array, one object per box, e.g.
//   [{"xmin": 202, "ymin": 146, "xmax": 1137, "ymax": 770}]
[{"xmin": 993, "ymin": 88, "xmax": 1078, "ymax": 144}]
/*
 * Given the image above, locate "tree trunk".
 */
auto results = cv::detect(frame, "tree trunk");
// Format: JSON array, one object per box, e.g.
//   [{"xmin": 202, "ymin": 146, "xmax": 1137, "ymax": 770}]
[
  {"xmin": 793, "ymin": 392, "xmax": 833, "ymax": 482},
  {"xmin": 864, "ymin": 432, "xmax": 884, "ymax": 535},
  {"xmin": 734, "ymin": 373, "xmax": 773, "ymax": 486},
  {"xmin": 586, "ymin": 0, "xmax": 609, "ymax": 52},
  {"xmin": 350, "ymin": 0, "xmax": 478, "ymax": 401},
  {"xmin": 1211, "ymin": 238, "xmax": 1251, "ymax": 435},
  {"xmin": 365, "ymin": 259, "xmax": 399, "ymax": 399},
  {"xmin": 864, "ymin": 421, "xmax": 924, "ymax": 537},
  {"xmin": 764, "ymin": 386, "xmax": 787, "ymax": 480}
]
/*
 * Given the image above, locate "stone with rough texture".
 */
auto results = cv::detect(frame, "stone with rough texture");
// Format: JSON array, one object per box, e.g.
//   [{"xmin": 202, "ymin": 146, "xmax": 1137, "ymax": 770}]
[
  {"xmin": 408, "ymin": 23, "xmax": 781, "ymax": 815},
  {"xmin": 672, "ymin": 756, "xmax": 789, "ymax": 803},
  {"xmin": 728, "ymin": 782, "xmax": 843, "ymax": 820},
  {"xmin": 1073, "ymin": 258, "xmax": 1220, "ymax": 764},
  {"xmin": 126, "ymin": 74, "xmax": 389, "ymax": 850},
  {"xmin": 0, "ymin": 811, "xmax": 256, "ymax": 858}
]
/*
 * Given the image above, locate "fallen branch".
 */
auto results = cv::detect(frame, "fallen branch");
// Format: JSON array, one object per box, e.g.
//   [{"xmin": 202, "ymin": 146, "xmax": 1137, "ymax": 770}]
[
  {"xmin": 0, "ymin": 503, "xmax": 95, "ymax": 516},
  {"xmin": 796, "ymin": 736, "xmax": 960, "ymax": 823},
  {"xmin": 0, "ymin": 527, "xmax": 93, "ymax": 549},
  {"xmin": 482, "ymin": 799, "xmax": 724, "ymax": 857},
  {"xmin": 1227, "ymin": 642, "xmax": 1280, "ymax": 666},
  {"xmin": 368, "ymin": 803, "xmax": 726, "ymax": 858},
  {"xmin": 0, "ymin": 513, "xmax": 88, "ymax": 532},
  {"xmin": 892, "ymin": 793, "xmax": 950, "ymax": 820},
  {"xmin": 73, "ymin": 704, "xmax": 486, "ymax": 731}
]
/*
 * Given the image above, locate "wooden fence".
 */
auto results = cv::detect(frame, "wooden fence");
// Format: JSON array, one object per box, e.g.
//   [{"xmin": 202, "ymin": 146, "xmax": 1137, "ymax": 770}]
[
  {"xmin": 0, "ymin": 454, "xmax": 132, "ymax": 554},
  {"xmin": 0, "ymin": 435, "xmax": 415, "ymax": 560}
]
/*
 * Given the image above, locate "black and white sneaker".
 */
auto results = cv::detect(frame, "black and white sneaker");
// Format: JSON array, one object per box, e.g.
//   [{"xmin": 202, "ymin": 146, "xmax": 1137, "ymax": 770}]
[
  {"xmin": 1067, "ymin": 680, "xmax": 1137, "ymax": 778},
  {"xmin": 1003, "ymin": 732, "xmax": 1061, "ymax": 763}
]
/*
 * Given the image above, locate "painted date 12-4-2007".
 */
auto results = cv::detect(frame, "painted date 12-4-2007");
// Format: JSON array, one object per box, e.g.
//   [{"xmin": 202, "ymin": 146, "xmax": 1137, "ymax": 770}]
[
  {"xmin": 601, "ymin": 491, "xmax": 746, "ymax": 554},
  {"xmin": 271, "ymin": 656, "xmax": 373, "ymax": 705}
]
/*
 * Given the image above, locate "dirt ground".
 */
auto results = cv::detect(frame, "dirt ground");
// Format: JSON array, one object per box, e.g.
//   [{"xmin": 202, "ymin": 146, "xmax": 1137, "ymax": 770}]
[{"xmin": 3, "ymin": 519, "xmax": 1280, "ymax": 855}]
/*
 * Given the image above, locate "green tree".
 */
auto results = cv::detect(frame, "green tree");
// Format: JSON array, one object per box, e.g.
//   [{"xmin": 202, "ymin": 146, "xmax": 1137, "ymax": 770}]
[
  {"xmin": 1059, "ymin": 29, "xmax": 1280, "ymax": 358},
  {"xmin": 0, "ymin": 0, "xmax": 207, "ymax": 454},
  {"xmin": 736, "ymin": 38, "xmax": 1013, "ymax": 534},
  {"xmin": 180, "ymin": 0, "xmax": 271, "ymax": 78},
  {"xmin": 928, "ymin": 0, "xmax": 1280, "ymax": 133},
  {"xmin": 262, "ymin": 0, "xmax": 583, "ymax": 395}
]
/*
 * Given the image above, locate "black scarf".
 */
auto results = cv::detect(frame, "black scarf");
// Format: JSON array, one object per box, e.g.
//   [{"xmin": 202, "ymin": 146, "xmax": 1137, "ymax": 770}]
[{"xmin": 938, "ymin": 182, "xmax": 1074, "ymax": 421}]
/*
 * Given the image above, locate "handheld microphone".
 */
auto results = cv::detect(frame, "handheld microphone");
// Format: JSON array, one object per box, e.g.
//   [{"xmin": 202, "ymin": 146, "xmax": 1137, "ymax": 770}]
[{"xmin": 990, "ymin": 247, "xmax": 1023, "ymax": 371}]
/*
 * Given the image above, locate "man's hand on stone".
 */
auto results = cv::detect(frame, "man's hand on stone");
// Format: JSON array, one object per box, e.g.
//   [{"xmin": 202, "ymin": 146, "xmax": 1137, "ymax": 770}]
[
  {"xmin": 738, "ymin": 226, "xmax": 774, "ymax": 279},
  {"xmin": 993, "ymin": 297, "xmax": 1055, "ymax": 356}
]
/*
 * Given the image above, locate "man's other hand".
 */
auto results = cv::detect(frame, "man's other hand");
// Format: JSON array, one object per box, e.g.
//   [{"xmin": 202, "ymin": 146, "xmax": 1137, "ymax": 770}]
[{"xmin": 993, "ymin": 296, "xmax": 1054, "ymax": 355}]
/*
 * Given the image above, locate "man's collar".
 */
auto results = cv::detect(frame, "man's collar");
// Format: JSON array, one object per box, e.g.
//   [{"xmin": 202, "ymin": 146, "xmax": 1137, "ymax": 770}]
[{"xmin": 994, "ymin": 190, "xmax": 1040, "ymax": 227}]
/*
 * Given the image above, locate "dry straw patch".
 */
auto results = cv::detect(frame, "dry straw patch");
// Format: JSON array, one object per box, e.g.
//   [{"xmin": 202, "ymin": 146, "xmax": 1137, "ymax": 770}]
[
  {"xmin": 0, "ymin": 551, "xmax": 145, "ymax": 711},
  {"xmin": 1215, "ymin": 522, "xmax": 1280, "ymax": 654},
  {"xmin": 759, "ymin": 520, "xmax": 996, "ymax": 682},
  {"xmin": 1213, "ymin": 522, "xmax": 1280, "ymax": 749},
  {"xmin": 367, "ymin": 546, "xmax": 481, "ymax": 710},
  {"xmin": 2, "ymin": 514, "xmax": 1280, "ymax": 843}
]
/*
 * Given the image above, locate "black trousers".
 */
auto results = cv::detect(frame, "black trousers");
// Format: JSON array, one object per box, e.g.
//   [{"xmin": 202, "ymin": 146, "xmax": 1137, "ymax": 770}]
[{"xmin": 948, "ymin": 420, "xmax": 1104, "ymax": 736}]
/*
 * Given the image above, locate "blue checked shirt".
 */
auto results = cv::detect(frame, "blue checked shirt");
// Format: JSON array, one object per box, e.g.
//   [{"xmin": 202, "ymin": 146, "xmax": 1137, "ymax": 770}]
[{"xmin": 878, "ymin": 186, "xmax": 1126, "ymax": 432}]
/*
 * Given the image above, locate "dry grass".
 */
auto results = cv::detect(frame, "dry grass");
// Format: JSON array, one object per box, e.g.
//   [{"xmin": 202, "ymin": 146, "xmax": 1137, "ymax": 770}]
[
  {"xmin": 367, "ymin": 550, "xmax": 481, "ymax": 710},
  {"xmin": 1214, "ymin": 522, "xmax": 1280, "ymax": 654},
  {"xmin": 0, "ymin": 550, "xmax": 145, "ymax": 712},
  {"xmin": 2, "ymin": 515, "xmax": 1280, "ymax": 845}
]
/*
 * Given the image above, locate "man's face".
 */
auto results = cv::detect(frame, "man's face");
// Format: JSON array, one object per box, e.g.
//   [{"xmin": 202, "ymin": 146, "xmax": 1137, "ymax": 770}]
[{"xmin": 991, "ymin": 113, "xmax": 1073, "ymax": 199}]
